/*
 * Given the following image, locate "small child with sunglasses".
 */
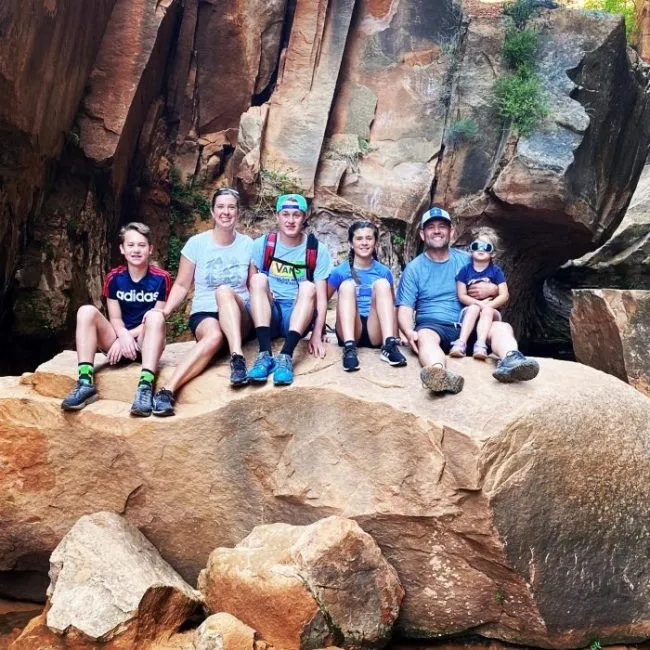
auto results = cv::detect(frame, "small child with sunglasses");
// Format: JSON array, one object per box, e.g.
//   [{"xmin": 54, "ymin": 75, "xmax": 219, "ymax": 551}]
[{"xmin": 449, "ymin": 228, "xmax": 509, "ymax": 360}]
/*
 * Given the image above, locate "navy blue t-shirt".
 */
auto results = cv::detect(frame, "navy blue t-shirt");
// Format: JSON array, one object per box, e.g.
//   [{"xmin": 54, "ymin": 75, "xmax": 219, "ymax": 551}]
[
  {"xmin": 455, "ymin": 262, "xmax": 506, "ymax": 287},
  {"xmin": 102, "ymin": 265, "xmax": 171, "ymax": 330}
]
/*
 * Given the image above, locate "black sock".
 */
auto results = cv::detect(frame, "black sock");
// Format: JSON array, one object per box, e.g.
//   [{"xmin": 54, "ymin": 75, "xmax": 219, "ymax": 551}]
[
  {"xmin": 256, "ymin": 326, "xmax": 272, "ymax": 354},
  {"xmin": 139, "ymin": 368, "xmax": 155, "ymax": 387},
  {"xmin": 344, "ymin": 340, "xmax": 355, "ymax": 348},
  {"xmin": 280, "ymin": 330, "xmax": 302, "ymax": 357},
  {"xmin": 78, "ymin": 362, "xmax": 94, "ymax": 385}
]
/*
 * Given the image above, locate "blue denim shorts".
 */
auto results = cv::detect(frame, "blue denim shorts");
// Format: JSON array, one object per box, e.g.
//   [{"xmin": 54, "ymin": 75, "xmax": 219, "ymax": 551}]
[
  {"xmin": 270, "ymin": 299, "xmax": 316, "ymax": 339},
  {"xmin": 414, "ymin": 320, "xmax": 460, "ymax": 354}
]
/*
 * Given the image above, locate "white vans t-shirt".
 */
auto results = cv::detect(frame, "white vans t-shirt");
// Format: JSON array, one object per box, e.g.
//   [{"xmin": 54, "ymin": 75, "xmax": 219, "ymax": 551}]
[{"xmin": 181, "ymin": 230, "xmax": 252, "ymax": 315}]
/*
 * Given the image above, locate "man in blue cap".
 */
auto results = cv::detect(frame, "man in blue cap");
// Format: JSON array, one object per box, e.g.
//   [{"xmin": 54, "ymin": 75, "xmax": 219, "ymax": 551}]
[
  {"xmin": 247, "ymin": 193, "xmax": 332, "ymax": 386},
  {"xmin": 396, "ymin": 206, "xmax": 539, "ymax": 394}
]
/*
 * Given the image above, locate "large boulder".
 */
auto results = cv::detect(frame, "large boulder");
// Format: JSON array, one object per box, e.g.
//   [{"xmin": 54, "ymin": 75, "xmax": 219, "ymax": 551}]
[
  {"xmin": 193, "ymin": 612, "xmax": 260, "ymax": 650},
  {"xmin": 198, "ymin": 516, "xmax": 403, "ymax": 650},
  {"xmin": 570, "ymin": 289, "xmax": 650, "ymax": 396},
  {"xmin": 10, "ymin": 511, "xmax": 201, "ymax": 649},
  {"xmin": 1, "ymin": 342, "xmax": 649, "ymax": 648}
]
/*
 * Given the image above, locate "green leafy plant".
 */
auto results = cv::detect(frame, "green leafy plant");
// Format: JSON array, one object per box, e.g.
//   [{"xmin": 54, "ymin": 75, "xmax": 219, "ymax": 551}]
[
  {"xmin": 391, "ymin": 232, "xmax": 405, "ymax": 247},
  {"xmin": 494, "ymin": 68, "xmax": 548, "ymax": 136},
  {"xmin": 165, "ymin": 234, "xmax": 185, "ymax": 278},
  {"xmin": 503, "ymin": 26, "xmax": 540, "ymax": 70},
  {"xmin": 358, "ymin": 137, "xmax": 375, "ymax": 157},
  {"xmin": 589, "ymin": 639, "xmax": 602, "ymax": 650},
  {"xmin": 495, "ymin": 0, "xmax": 548, "ymax": 136},
  {"xmin": 448, "ymin": 118, "xmax": 480, "ymax": 143},
  {"xmin": 584, "ymin": 0, "xmax": 638, "ymax": 41},
  {"xmin": 169, "ymin": 166, "xmax": 211, "ymax": 225},
  {"xmin": 167, "ymin": 310, "xmax": 189, "ymax": 339},
  {"xmin": 503, "ymin": 0, "xmax": 539, "ymax": 28}
]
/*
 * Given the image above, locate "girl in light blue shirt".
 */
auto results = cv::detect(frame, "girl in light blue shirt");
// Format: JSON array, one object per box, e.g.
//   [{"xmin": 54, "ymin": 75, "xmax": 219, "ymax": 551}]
[{"xmin": 327, "ymin": 221, "xmax": 406, "ymax": 372}]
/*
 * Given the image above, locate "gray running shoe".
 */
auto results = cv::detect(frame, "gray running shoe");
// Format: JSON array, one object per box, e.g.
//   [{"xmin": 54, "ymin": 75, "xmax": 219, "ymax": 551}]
[
  {"xmin": 420, "ymin": 365, "xmax": 464, "ymax": 394},
  {"xmin": 492, "ymin": 350, "xmax": 540, "ymax": 383},
  {"xmin": 61, "ymin": 381, "xmax": 98, "ymax": 411},
  {"xmin": 130, "ymin": 384, "xmax": 153, "ymax": 417},
  {"xmin": 152, "ymin": 388, "xmax": 176, "ymax": 417}
]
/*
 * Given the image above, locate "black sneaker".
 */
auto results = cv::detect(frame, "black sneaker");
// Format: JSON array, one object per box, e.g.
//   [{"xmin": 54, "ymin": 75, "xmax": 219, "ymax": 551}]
[
  {"xmin": 492, "ymin": 350, "xmax": 540, "ymax": 383},
  {"xmin": 230, "ymin": 354, "xmax": 249, "ymax": 386},
  {"xmin": 130, "ymin": 384, "xmax": 153, "ymax": 417},
  {"xmin": 342, "ymin": 345, "xmax": 360, "ymax": 372},
  {"xmin": 380, "ymin": 337, "xmax": 407, "ymax": 367},
  {"xmin": 152, "ymin": 388, "xmax": 175, "ymax": 417},
  {"xmin": 61, "ymin": 381, "xmax": 98, "ymax": 411}
]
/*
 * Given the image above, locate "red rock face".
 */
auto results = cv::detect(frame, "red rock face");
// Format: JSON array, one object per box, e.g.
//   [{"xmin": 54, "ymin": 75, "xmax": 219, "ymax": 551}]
[
  {"xmin": 79, "ymin": 0, "xmax": 179, "ymax": 196},
  {"xmin": 571, "ymin": 289, "xmax": 650, "ymax": 396},
  {"xmin": 195, "ymin": 0, "xmax": 287, "ymax": 135},
  {"xmin": 0, "ymin": 0, "xmax": 115, "ymax": 316},
  {"xmin": 323, "ymin": 0, "xmax": 462, "ymax": 222},
  {"xmin": 261, "ymin": 0, "xmax": 357, "ymax": 195}
]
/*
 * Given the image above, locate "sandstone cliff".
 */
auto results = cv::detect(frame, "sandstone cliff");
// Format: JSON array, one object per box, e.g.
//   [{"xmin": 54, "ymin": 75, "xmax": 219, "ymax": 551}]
[{"xmin": 1, "ymin": 1, "xmax": 649, "ymax": 367}]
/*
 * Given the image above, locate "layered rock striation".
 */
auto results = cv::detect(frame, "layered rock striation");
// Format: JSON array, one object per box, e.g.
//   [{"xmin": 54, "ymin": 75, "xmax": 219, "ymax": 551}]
[{"xmin": 1, "ymin": 343, "xmax": 649, "ymax": 648}]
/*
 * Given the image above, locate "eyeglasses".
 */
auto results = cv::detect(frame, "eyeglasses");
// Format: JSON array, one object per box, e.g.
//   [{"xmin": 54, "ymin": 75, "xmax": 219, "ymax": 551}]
[{"xmin": 469, "ymin": 240, "xmax": 494, "ymax": 253}]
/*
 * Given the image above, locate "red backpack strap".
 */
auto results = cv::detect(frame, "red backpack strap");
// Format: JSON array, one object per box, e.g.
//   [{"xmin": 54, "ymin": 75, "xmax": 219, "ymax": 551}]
[
  {"xmin": 262, "ymin": 231, "xmax": 278, "ymax": 273},
  {"xmin": 305, "ymin": 233, "xmax": 319, "ymax": 282}
]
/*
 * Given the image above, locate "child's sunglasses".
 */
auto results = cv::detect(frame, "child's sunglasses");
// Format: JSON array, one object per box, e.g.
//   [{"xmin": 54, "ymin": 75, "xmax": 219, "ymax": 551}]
[{"xmin": 469, "ymin": 240, "xmax": 494, "ymax": 253}]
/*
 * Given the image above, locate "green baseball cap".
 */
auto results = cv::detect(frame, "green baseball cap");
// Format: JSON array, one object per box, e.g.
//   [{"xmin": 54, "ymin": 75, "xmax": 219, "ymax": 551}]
[{"xmin": 276, "ymin": 194, "xmax": 308, "ymax": 213}]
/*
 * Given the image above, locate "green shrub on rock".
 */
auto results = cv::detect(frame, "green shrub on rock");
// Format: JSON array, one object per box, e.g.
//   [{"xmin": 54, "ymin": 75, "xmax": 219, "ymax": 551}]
[
  {"xmin": 494, "ymin": 68, "xmax": 548, "ymax": 136},
  {"xmin": 503, "ymin": 26, "xmax": 540, "ymax": 70}
]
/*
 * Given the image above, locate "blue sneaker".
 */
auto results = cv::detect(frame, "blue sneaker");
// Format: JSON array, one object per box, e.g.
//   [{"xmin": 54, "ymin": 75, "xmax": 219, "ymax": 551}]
[
  {"xmin": 61, "ymin": 381, "xmax": 98, "ymax": 411},
  {"xmin": 492, "ymin": 350, "xmax": 540, "ymax": 383},
  {"xmin": 247, "ymin": 351, "xmax": 275, "ymax": 383},
  {"xmin": 273, "ymin": 353, "xmax": 294, "ymax": 386}
]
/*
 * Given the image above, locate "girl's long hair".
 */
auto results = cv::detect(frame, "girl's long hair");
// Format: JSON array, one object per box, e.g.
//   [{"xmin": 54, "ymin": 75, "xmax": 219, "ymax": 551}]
[{"xmin": 347, "ymin": 220, "xmax": 379, "ymax": 285}]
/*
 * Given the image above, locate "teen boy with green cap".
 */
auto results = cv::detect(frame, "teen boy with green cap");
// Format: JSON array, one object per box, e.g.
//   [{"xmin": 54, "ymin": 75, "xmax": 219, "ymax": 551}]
[{"xmin": 247, "ymin": 194, "xmax": 332, "ymax": 386}]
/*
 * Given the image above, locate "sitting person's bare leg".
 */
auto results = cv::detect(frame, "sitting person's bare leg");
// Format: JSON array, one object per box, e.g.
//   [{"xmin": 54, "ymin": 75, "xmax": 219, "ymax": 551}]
[
  {"xmin": 153, "ymin": 318, "xmax": 224, "ymax": 416},
  {"xmin": 130, "ymin": 310, "xmax": 167, "ymax": 417},
  {"xmin": 216, "ymin": 285, "xmax": 252, "ymax": 386},
  {"xmin": 61, "ymin": 305, "xmax": 117, "ymax": 411},
  {"xmin": 488, "ymin": 321, "xmax": 539, "ymax": 382}
]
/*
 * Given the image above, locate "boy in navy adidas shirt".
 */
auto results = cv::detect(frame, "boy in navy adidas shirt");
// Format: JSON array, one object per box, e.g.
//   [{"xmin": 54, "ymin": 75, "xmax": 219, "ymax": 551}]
[{"xmin": 61, "ymin": 222, "xmax": 171, "ymax": 416}]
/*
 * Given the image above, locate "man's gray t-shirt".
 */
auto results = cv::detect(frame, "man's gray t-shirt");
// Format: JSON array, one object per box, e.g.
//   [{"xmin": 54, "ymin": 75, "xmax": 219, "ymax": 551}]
[
  {"xmin": 396, "ymin": 248, "xmax": 470, "ymax": 326},
  {"xmin": 181, "ymin": 230, "xmax": 253, "ymax": 315}
]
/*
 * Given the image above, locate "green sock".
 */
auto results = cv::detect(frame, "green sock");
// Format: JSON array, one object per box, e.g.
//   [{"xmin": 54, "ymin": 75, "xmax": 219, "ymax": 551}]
[
  {"xmin": 139, "ymin": 369, "xmax": 155, "ymax": 387},
  {"xmin": 78, "ymin": 363, "xmax": 94, "ymax": 385}
]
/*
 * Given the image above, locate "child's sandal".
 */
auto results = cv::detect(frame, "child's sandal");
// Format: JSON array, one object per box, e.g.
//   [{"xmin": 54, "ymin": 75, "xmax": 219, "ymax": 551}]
[
  {"xmin": 473, "ymin": 342, "xmax": 489, "ymax": 360},
  {"xmin": 449, "ymin": 340, "xmax": 466, "ymax": 358}
]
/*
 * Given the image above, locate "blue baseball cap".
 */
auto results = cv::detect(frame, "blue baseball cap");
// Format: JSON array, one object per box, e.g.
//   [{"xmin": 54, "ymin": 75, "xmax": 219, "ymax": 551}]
[
  {"xmin": 420, "ymin": 206, "xmax": 452, "ymax": 228},
  {"xmin": 276, "ymin": 194, "xmax": 308, "ymax": 213}
]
